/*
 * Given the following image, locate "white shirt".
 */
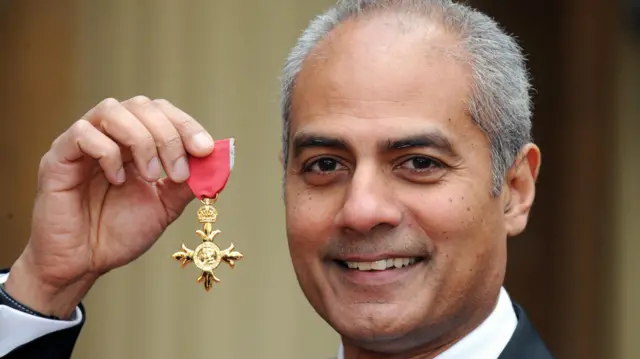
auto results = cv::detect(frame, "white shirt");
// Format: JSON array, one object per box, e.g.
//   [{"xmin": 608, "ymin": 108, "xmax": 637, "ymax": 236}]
[
  {"xmin": 337, "ymin": 287, "xmax": 518, "ymax": 359},
  {"xmin": 0, "ymin": 272, "xmax": 84, "ymax": 357},
  {"xmin": 0, "ymin": 272, "xmax": 516, "ymax": 359}
]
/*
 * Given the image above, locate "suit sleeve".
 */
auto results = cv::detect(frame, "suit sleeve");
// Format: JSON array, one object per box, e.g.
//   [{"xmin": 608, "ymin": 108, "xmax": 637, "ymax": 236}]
[{"xmin": 0, "ymin": 269, "xmax": 86, "ymax": 358}]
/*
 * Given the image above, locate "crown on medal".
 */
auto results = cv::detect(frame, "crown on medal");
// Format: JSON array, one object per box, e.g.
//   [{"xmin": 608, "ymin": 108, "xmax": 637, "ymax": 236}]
[{"xmin": 197, "ymin": 204, "xmax": 218, "ymax": 223}]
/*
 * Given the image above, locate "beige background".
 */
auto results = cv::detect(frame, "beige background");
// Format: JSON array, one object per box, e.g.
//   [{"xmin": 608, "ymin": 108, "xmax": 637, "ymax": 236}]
[{"xmin": 0, "ymin": 1, "xmax": 638, "ymax": 358}]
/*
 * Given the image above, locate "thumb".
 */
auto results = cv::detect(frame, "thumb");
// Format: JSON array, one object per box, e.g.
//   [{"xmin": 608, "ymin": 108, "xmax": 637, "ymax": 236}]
[{"xmin": 156, "ymin": 178, "xmax": 195, "ymax": 222}]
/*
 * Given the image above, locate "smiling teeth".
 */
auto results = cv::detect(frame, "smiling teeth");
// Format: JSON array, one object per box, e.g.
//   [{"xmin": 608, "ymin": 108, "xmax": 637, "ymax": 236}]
[{"xmin": 344, "ymin": 258, "xmax": 417, "ymax": 271}]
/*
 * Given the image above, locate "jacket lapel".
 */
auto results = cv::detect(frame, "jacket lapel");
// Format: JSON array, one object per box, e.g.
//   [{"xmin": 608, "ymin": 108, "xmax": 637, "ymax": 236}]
[{"xmin": 498, "ymin": 303, "xmax": 554, "ymax": 359}]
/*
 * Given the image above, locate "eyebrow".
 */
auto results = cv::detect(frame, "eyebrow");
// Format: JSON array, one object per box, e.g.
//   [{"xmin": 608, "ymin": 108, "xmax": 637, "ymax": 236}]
[
  {"xmin": 386, "ymin": 132, "xmax": 456, "ymax": 157},
  {"xmin": 290, "ymin": 130, "xmax": 458, "ymax": 158},
  {"xmin": 291, "ymin": 133, "xmax": 348, "ymax": 158}
]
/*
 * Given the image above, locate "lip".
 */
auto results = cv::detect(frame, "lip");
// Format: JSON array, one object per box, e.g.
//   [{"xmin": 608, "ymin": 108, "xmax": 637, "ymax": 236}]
[
  {"xmin": 334, "ymin": 253, "xmax": 423, "ymax": 262},
  {"xmin": 331, "ymin": 259, "xmax": 425, "ymax": 286}
]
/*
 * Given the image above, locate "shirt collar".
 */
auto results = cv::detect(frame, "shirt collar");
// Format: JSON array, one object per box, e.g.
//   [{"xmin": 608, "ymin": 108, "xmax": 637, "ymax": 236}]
[{"xmin": 337, "ymin": 287, "xmax": 517, "ymax": 359}]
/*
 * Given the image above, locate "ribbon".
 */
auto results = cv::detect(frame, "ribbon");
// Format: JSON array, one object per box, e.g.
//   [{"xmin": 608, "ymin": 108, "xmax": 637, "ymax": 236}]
[{"xmin": 187, "ymin": 138, "xmax": 235, "ymax": 200}]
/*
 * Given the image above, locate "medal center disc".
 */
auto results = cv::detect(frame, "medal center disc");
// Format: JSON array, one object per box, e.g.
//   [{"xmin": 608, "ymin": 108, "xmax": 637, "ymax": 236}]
[{"xmin": 193, "ymin": 242, "xmax": 222, "ymax": 271}]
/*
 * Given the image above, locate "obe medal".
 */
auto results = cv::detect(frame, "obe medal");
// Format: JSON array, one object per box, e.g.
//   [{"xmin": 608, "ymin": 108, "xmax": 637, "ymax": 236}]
[{"xmin": 171, "ymin": 138, "xmax": 243, "ymax": 291}]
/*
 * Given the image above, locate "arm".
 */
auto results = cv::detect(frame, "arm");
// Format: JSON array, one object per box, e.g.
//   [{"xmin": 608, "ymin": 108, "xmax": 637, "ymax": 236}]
[
  {"xmin": 0, "ymin": 97, "xmax": 212, "ymax": 358},
  {"xmin": 0, "ymin": 269, "xmax": 85, "ymax": 358}
]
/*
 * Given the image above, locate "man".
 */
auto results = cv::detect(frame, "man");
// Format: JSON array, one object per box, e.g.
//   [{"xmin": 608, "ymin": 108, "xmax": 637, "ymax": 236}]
[{"xmin": 0, "ymin": 0, "xmax": 553, "ymax": 358}]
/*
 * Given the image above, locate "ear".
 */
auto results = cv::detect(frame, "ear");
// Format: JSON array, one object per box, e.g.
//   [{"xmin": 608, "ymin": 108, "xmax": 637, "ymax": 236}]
[
  {"xmin": 503, "ymin": 143, "xmax": 541, "ymax": 237},
  {"xmin": 279, "ymin": 151, "xmax": 285, "ymax": 168}
]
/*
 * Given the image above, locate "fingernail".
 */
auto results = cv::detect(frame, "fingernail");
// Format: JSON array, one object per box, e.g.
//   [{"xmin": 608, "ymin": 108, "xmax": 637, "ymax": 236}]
[
  {"xmin": 116, "ymin": 167, "xmax": 126, "ymax": 183},
  {"xmin": 147, "ymin": 157, "xmax": 162, "ymax": 179},
  {"xmin": 192, "ymin": 132, "xmax": 214, "ymax": 151},
  {"xmin": 173, "ymin": 156, "xmax": 190, "ymax": 181}
]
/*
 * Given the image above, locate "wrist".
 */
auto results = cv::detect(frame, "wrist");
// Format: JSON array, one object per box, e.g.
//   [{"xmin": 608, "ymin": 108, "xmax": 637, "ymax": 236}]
[
  {"xmin": 4, "ymin": 254, "xmax": 96, "ymax": 319},
  {"xmin": 0, "ymin": 282, "xmax": 62, "ymax": 320}
]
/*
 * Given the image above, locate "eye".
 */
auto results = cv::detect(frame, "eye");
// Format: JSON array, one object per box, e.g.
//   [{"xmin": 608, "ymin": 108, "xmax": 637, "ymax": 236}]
[
  {"xmin": 300, "ymin": 157, "xmax": 349, "ymax": 186},
  {"xmin": 397, "ymin": 156, "xmax": 444, "ymax": 173},
  {"xmin": 303, "ymin": 157, "xmax": 346, "ymax": 173}
]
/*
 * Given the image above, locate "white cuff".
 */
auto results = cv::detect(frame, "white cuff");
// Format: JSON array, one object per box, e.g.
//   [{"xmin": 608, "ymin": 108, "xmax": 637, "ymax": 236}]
[{"xmin": 0, "ymin": 272, "xmax": 83, "ymax": 357}]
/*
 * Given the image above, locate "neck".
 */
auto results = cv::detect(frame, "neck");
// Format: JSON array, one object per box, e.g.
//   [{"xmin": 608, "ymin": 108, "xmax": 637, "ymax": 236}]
[{"xmin": 341, "ymin": 291, "xmax": 502, "ymax": 359}]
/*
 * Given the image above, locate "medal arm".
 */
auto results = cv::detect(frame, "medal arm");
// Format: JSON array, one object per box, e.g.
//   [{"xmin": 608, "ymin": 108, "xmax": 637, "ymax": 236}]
[
  {"xmin": 172, "ymin": 244, "xmax": 195, "ymax": 267},
  {"xmin": 197, "ymin": 271, "xmax": 221, "ymax": 291},
  {"xmin": 221, "ymin": 243, "xmax": 244, "ymax": 268},
  {"xmin": 196, "ymin": 228, "xmax": 222, "ymax": 242}
]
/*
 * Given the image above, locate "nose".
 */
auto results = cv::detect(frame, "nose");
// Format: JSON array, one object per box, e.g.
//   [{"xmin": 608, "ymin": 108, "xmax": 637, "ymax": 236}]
[{"xmin": 334, "ymin": 164, "xmax": 403, "ymax": 234}]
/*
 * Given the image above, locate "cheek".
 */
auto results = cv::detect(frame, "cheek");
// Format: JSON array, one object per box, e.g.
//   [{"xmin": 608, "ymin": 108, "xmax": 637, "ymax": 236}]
[
  {"xmin": 407, "ymin": 185, "xmax": 503, "ymax": 254},
  {"xmin": 284, "ymin": 186, "xmax": 338, "ymax": 255},
  {"xmin": 409, "ymin": 188, "xmax": 506, "ymax": 300},
  {"xmin": 284, "ymin": 186, "xmax": 340, "ymax": 306}
]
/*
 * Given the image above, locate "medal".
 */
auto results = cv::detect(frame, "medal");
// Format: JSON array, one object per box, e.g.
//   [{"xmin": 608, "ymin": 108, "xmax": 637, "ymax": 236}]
[{"xmin": 171, "ymin": 138, "xmax": 243, "ymax": 291}]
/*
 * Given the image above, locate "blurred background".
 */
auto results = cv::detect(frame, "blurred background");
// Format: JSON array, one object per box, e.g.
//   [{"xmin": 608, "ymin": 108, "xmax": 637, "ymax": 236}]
[{"xmin": 0, "ymin": 0, "xmax": 637, "ymax": 358}]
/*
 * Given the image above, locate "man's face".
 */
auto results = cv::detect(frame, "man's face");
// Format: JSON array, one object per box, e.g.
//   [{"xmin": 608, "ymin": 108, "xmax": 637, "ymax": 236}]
[{"xmin": 283, "ymin": 15, "xmax": 536, "ymax": 354}]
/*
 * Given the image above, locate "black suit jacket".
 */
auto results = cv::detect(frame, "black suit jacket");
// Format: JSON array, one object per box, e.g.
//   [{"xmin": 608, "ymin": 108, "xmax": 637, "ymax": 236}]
[
  {"xmin": 1, "ymin": 268, "xmax": 86, "ymax": 359},
  {"xmin": 498, "ymin": 303, "xmax": 554, "ymax": 359},
  {"xmin": 1, "ymin": 267, "xmax": 552, "ymax": 359}
]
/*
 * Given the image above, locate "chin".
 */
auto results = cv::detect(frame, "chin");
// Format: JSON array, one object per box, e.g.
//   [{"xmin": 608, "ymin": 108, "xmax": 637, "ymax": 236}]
[
  {"xmin": 303, "ymin": 260, "xmax": 441, "ymax": 351},
  {"xmin": 325, "ymin": 301, "xmax": 430, "ymax": 352}
]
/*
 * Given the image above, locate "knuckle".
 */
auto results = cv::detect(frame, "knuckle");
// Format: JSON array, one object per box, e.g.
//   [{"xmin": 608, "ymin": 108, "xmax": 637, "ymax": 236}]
[
  {"xmin": 94, "ymin": 97, "xmax": 120, "ymax": 117},
  {"xmin": 174, "ymin": 116, "xmax": 196, "ymax": 135},
  {"xmin": 129, "ymin": 95, "xmax": 161, "ymax": 120},
  {"xmin": 133, "ymin": 133, "xmax": 156, "ymax": 150},
  {"xmin": 159, "ymin": 134, "xmax": 183, "ymax": 149},
  {"xmin": 38, "ymin": 152, "xmax": 52, "ymax": 173},
  {"xmin": 69, "ymin": 119, "xmax": 91, "ymax": 138},
  {"xmin": 102, "ymin": 143, "xmax": 121, "ymax": 160},
  {"xmin": 153, "ymin": 98, "xmax": 171, "ymax": 107},
  {"xmin": 49, "ymin": 133, "xmax": 64, "ymax": 150},
  {"xmin": 98, "ymin": 97, "xmax": 119, "ymax": 110},
  {"xmin": 37, "ymin": 152, "xmax": 62, "ymax": 182},
  {"xmin": 130, "ymin": 95, "xmax": 152, "ymax": 106}
]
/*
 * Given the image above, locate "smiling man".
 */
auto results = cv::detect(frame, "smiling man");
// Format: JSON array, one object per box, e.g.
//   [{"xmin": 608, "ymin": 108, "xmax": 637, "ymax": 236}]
[
  {"xmin": 281, "ymin": 1, "xmax": 548, "ymax": 358},
  {"xmin": 0, "ymin": 1, "xmax": 551, "ymax": 358}
]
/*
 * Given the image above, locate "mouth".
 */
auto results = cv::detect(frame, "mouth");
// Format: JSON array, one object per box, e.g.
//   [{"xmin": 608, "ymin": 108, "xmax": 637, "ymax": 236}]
[
  {"xmin": 335, "ymin": 257, "xmax": 424, "ymax": 271},
  {"xmin": 331, "ymin": 256, "xmax": 426, "ymax": 286}
]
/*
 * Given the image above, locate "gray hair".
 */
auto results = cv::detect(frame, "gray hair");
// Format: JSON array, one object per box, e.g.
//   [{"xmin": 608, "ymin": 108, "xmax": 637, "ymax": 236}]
[{"xmin": 279, "ymin": 0, "xmax": 533, "ymax": 195}]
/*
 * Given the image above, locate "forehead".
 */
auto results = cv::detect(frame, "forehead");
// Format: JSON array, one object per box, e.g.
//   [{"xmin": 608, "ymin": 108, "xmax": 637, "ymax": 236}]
[{"xmin": 289, "ymin": 13, "xmax": 475, "ymax": 143}]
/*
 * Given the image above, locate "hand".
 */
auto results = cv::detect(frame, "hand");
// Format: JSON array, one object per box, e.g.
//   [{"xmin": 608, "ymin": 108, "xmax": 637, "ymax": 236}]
[{"xmin": 5, "ymin": 96, "xmax": 214, "ymax": 318}]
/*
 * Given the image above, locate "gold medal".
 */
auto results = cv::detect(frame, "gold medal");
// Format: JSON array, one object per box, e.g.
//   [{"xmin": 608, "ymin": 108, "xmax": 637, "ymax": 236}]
[
  {"xmin": 172, "ymin": 196, "xmax": 242, "ymax": 291},
  {"xmin": 172, "ymin": 138, "xmax": 242, "ymax": 291}
]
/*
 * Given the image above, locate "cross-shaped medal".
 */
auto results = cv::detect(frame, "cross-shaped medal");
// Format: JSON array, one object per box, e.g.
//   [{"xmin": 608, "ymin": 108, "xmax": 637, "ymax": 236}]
[{"xmin": 172, "ymin": 197, "xmax": 243, "ymax": 291}]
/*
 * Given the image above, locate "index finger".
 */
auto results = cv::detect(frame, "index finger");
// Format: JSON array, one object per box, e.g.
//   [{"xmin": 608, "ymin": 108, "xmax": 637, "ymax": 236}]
[{"xmin": 152, "ymin": 99, "xmax": 214, "ymax": 157}]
